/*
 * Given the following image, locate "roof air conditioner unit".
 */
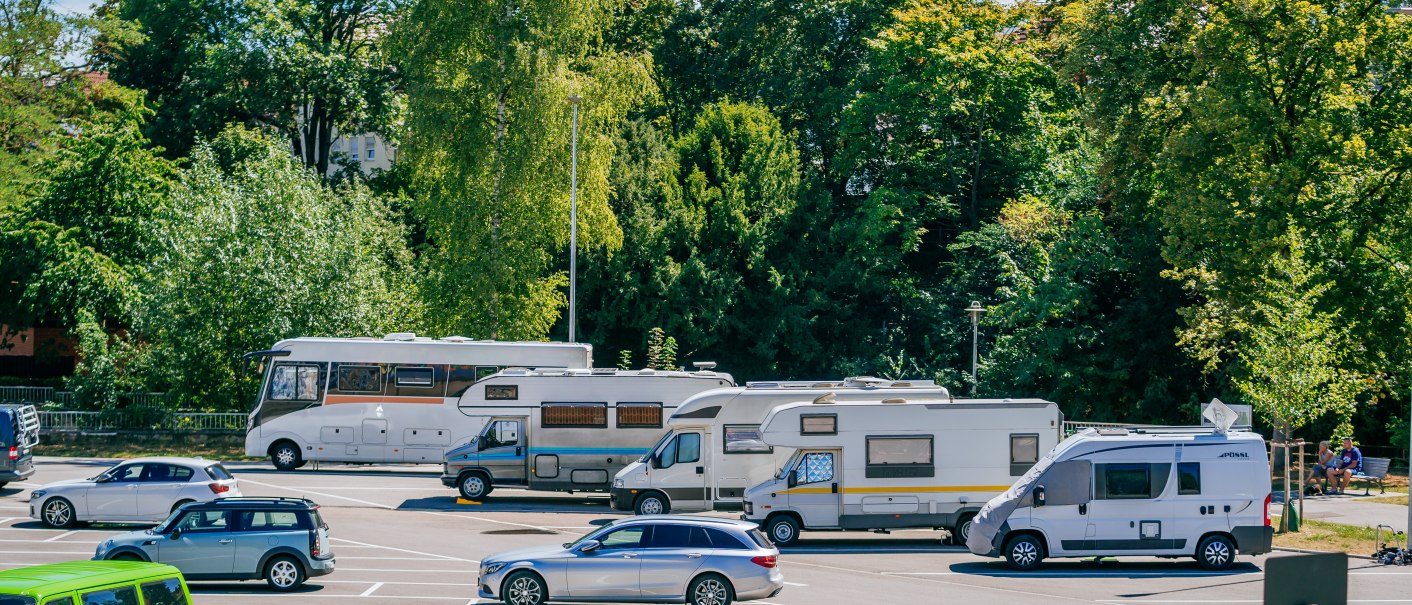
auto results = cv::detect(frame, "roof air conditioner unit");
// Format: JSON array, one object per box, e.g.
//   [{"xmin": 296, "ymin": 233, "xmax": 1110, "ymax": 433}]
[
  {"xmin": 813, "ymin": 393, "xmax": 837, "ymax": 404},
  {"xmin": 383, "ymin": 332, "xmax": 416, "ymax": 341}
]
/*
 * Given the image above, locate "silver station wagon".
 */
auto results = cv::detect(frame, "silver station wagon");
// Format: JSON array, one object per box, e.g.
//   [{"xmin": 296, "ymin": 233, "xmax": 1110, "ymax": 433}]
[{"xmin": 477, "ymin": 515, "xmax": 783, "ymax": 605}]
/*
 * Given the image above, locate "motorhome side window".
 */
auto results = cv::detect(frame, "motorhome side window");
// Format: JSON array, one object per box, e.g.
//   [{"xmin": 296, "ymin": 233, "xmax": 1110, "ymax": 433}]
[
  {"xmin": 1010, "ymin": 433, "xmax": 1040, "ymax": 476},
  {"xmin": 724, "ymin": 424, "xmax": 771, "ymax": 454},
  {"xmin": 616, "ymin": 402, "xmax": 663, "ymax": 428},
  {"xmin": 800, "ymin": 414, "xmax": 836, "ymax": 435},
  {"xmin": 395, "ymin": 366, "xmax": 435, "ymax": 388},
  {"xmin": 269, "ymin": 363, "xmax": 324, "ymax": 401},
  {"xmin": 865, "ymin": 436, "xmax": 934, "ymax": 478},
  {"xmin": 1095, "ymin": 463, "xmax": 1173, "ymax": 500},
  {"xmin": 1177, "ymin": 462, "xmax": 1201, "ymax": 495},
  {"xmin": 336, "ymin": 365, "xmax": 381, "ymax": 392},
  {"xmin": 542, "ymin": 403, "xmax": 608, "ymax": 428},
  {"xmin": 797, "ymin": 452, "xmax": 834, "ymax": 484},
  {"xmin": 485, "ymin": 385, "xmax": 518, "ymax": 400},
  {"xmin": 657, "ymin": 433, "xmax": 701, "ymax": 468},
  {"xmin": 484, "ymin": 420, "xmax": 520, "ymax": 449}
]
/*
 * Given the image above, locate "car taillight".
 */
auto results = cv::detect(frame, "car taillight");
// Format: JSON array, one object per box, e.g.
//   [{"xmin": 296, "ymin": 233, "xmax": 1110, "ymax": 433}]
[
  {"xmin": 1263, "ymin": 492, "xmax": 1272, "ymax": 526},
  {"xmin": 750, "ymin": 555, "xmax": 777, "ymax": 568},
  {"xmin": 7, "ymin": 447, "xmax": 15, "ymax": 461},
  {"xmin": 310, "ymin": 531, "xmax": 322, "ymax": 557},
  {"xmin": 208, "ymin": 482, "xmax": 231, "ymax": 495}
]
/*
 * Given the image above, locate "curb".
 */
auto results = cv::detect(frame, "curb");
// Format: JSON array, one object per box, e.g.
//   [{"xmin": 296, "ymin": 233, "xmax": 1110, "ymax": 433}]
[{"xmin": 1272, "ymin": 546, "xmax": 1365, "ymax": 559}]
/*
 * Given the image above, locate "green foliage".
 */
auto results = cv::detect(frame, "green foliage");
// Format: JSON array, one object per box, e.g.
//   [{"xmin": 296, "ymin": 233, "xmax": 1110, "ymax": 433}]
[
  {"xmin": 616, "ymin": 348, "xmax": 633, "ymax": 370},
  {"xmin": 133, "ymin": 127, "xmax": 421, "ymax": 408},
  {"xmin": 644, "ymin": 327, "xmax": 677, "ymax": 370}
]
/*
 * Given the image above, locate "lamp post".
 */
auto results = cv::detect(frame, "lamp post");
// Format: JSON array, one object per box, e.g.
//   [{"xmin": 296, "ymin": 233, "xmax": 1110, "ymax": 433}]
[
  {"xmin": 568, "ymin": 95, "xmax": 581, "ymax": 343},
  {"xmin": 965, "ymin": 301, "xmax": 985, "ymax": 395}
]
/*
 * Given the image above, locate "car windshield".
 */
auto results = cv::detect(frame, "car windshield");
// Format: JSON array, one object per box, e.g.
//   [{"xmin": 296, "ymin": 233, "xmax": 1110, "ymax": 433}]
[
  {"xmin": 563, "ymin": 522, "xmax": 619, "ymax": 549},
  {"xmin": 154, "ymin": 507, "xmax": 186, "ymax": 533},
  {"xmin": 640, "ymin": 432, "xmax": 674, "ymax": 463},
  {"xmin": 91, "ymin": 461, "xmax": 125, "ymax": 481},
  {"xmin": 775, "ymin": 450, "xmax": 803, "ymax": 480},
  {"xmin": 0, "ymin": 595, "xmax": 36, "ymax": 605}
]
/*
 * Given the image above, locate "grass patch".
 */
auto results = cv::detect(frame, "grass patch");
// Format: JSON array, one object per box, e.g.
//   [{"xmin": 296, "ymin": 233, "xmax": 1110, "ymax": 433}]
[
  {"xmin": 34, "ymin": 443, "xmax": 260, "ymax": 462},
  {"xmin": 1362, "ymin": 495, "xmax": 1410, "ymax": 506},
  {"xmin": 1272, "ymin": 518, "xmax": 1386, "ymax": 555}
]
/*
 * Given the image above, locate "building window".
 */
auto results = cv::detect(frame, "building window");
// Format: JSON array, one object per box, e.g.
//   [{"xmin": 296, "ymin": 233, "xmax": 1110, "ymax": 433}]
[
  {"xmin": 394, "ymin": 366, "xmax": 435, "ymax": 388},
  {"xmin": 331, "ymin": 139, "xmax": 342, "ymax": 154},
  {"xmin": 350, "ymin": 138, "xmax": 359, "ymax": 160},
  {"xmin": 365, "ymin": 136, "xmax": 376, "ymax": 160},
  {"xmin": 336, "ymin": 365, "xmax": 381, "ymax": 393},
  {"xmin": 865, "ymin": 435, "xmax": 934, "ymax": 478},
  {"xmin": 485, "ymin": 385, "xmax": 517, "ymax": 400},
  {"xmin": 616, "ymin": 402, "xmax": 662, "ymax": 428},
  {"xmin": 724, "ymin": 424, "xmax": 771, "ymax": 454},
  {"xmin": 800, "ymin": 414, "xmax": 836, "ymax": 435},
  {"xmin": 542, "ymin": 402, "xmax": 607, "ymax": 428}
]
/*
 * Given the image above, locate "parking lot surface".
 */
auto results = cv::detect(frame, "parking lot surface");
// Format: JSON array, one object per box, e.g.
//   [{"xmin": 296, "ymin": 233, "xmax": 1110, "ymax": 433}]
[{"xmin": 5, "ymin": 458, "xmax": 1412, "ymax": 604}]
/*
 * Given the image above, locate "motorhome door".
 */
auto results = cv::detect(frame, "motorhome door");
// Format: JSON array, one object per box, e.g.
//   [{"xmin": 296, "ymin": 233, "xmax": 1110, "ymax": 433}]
[
  {"xmin": 1088, "ymin": 457, "xmax": 1178, "ymax": 553},
  {"xmin": 789, "ymin": 449, "xmax": 842, "ymax": 528},
  {"xmin": 480, "ymin": 417, "xmax": 528, "ymax": 484},
  {"xmin": 651, "ymin": 431, "xmax": 709, "ymax": 511}
]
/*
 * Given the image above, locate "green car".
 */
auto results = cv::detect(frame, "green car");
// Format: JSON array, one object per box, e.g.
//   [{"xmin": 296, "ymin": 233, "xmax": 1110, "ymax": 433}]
[{"xmin": 0, "ymin": 561, "xmax": 190, "ymax": 605}]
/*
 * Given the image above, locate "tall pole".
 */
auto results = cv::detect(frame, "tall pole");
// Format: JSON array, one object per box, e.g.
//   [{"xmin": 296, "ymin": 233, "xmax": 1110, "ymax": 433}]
[
  {"xmin": 965, "ymin": 301, "xmax": 985, "ymax": 396},
  {"xmin": 568, "ymin": 95, "xmax": 581, "ymax": 343},
  {"xmin": 1406, "ymin": 379, "xmax": 1410, "ymax": 533}
]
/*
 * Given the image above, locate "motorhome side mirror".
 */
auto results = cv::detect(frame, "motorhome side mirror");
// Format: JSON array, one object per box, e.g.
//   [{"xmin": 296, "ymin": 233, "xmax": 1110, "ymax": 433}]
[
  {"xmin": 577, "ymin": 540, "xmax": 600, "ymax": 553},
  {"xmin": 652, "ymin": 454, "xmax": 664, "ymax": 469},
  {"xmin": 1034, "ymin": 486, "xmax": 1046, "ymax": 507},
  {"xmin": 787, "ymin": 472, "xmax": 798, "ymax": 488}
]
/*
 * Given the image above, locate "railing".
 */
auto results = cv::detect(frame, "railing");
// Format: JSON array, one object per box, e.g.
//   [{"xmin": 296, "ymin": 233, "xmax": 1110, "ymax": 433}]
[
  {"xmin": 38, "ymin": 409, "xmax": 248, "ymax": 432},
  {"xmin": 1062, "ymin": 421, "xmax": 1164, "ymax": 435}
]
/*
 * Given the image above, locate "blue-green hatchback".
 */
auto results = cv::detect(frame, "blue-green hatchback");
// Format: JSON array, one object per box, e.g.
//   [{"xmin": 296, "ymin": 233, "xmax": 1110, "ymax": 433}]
[{"xmin": 0, "ymin": 561, "xmax": 191, "ymax": 605}]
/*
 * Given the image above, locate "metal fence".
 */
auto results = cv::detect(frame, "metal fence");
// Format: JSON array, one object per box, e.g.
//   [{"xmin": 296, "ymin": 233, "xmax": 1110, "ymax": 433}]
[
  {"xmin": 38, "ymin": 410, "xmax": 247, "ymax": 433},
  {"xmin": 1062, "ymin": 421, "xmax": 1163, "ymax": 435}
]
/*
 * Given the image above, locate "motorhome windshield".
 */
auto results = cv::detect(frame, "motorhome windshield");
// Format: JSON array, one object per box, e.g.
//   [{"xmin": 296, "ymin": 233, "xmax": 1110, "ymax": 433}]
[
  {"xmin": 775, "ymin": 450, "xmax": 804, "ymax": 480},
  {"xmin": 642, "ymin": 432, "xmax": 674, "ymax": 463}
]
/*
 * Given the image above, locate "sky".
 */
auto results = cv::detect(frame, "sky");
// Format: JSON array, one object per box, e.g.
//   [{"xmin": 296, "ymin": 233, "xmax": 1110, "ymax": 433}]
[{"xmin": 53, "ymin": 0, "xmax": 93, "ymax": 14}]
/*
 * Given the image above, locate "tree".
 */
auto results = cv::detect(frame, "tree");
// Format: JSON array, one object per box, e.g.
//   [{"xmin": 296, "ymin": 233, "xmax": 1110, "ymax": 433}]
[
  {"xmin": 1234, "ymin": 229, "xmax": 1366, "ymax": 436},
  {"xmin": 393, "ymin": 0, "xmax": 651, "ymax": 340},
  {"xmin": 133, "ymin": 127, "xmax": 420, "ymax": 408}
]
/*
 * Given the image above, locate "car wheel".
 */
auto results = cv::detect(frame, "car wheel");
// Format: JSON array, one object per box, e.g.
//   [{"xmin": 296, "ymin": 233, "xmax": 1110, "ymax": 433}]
[
  {"xmin": 271, "ymin": 442, "xmax": 302, "ymax": 472},
  {"xmin": 634, "ymin": 492, "xmax": 669, "ymax": 516},
  {"xmin": 171, "ymin": 500, "xmax": 194, "ymax": 514},
  {"xmin": 458, "ymin": 472, "xmax": 492, "ymax": 500},
  {"xmin": 41, "ymin": 498, "xmax": 76, "ymax": 528},
  {"xmin": 1196, "ymin": 534, "xmax": 1235, "ymax": 571},
  {"xmin": 503, "ymin": 571, "xmax": 547, "ymax": 605},
  {"xmin": 688, "ymin": 573, "xmax": 734, "ymax": 605},
  {"xmin": 1004, "ymin": 534, "xmax": 1044, "ymax": 571},
  {"xmin": 265, "ymin": 556, "xmax": 305, "ymax": 591},
  {"xmin": 952, "ymin": 514, "xmax": 975, "ymax": 545},
  {"xmin": 766, "ymin": 515, "xmax": 800, "ymax": 547}
]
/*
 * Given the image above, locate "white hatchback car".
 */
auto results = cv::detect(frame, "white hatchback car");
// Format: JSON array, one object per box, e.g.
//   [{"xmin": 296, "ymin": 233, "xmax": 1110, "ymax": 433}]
[{"xmin": 29, "ymin": 457, "xmax": 241, "ymax": 528}]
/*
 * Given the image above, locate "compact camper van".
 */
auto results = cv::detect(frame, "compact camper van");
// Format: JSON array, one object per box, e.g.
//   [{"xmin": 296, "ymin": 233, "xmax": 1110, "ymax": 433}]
[
  {"xmin": 610, "ymin": 378, "xmax": 950, "ymax": 515},
  {"xmin": 440, "ymin": 368, "xmax": 735, "ymax": 499},
  {"xmin": 965, "ymin": 427, "xmax": 1273, "ymax": 571},
  {"xmin": 741, "ymin": 397, "xmax": 1062, "ymax": 546}
]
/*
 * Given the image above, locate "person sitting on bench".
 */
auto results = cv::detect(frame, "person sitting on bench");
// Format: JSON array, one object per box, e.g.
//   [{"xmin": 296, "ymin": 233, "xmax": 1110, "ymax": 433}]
[
  {"xmin": 1304, "ymin": 440, "xmax": 1334, "ymax": 495},
  {"xmin": 1325, "ymin": 437, "xmax": 1361, "ymax": 495}
]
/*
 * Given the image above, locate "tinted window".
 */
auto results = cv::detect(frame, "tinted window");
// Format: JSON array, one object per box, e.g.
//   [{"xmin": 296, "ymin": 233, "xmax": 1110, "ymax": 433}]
[
  {"xmin": 648, "ymin": 524, "xmax": 692, "ymax": 548},
  {"xmin": 80, "ymin": 586, "xmax": 138, "ymax": 605},
  {"xmin": 336, "ymin": 365, "xmax": 381, "ymax": 392},
  {"xmin": 676, "ymin": 433, "xmax": 701, "ymax": 464},
  {"xmin": 598, "ymin": 526, "xmax": 647, "ymax": 550},
  {"xmin": 141, "ymin": 464, "xmax": 193, "ymax": 482},
  {"xmin": 1102, "ymin": 464, "xmax": 1151, "ymax": 499},
  {"xmin": 108, "ymin": 464, "xmax": 144, "ymax": 482},
  {"xmin": 747, "ymin": 528, "xmax": 773, "ymax": 548},
  {"xmin": 705, "ymin": 528, "xmax": 750, "ymax": 550},
  {"xmin": 0, "ymin": 597, "xmax": 37, "ymax": 605},
  {"xmin": 239, "ymin": 511, "xmax": 303, "ymax": 531},
  {"xmin": 395, "ymin": 367, "xmax": 435, "ymax": 388},
  {"xmin": 173, "ymin": 510, "xmax": 231, "ymax": 533},
  {"xmin": 140, "ymin": 578, "xmax": 185, "ymax": 605},
  {"xmin": 206, "ymin": 464, "xmax": 233, "ymax": 481},
  {"xmin": 689, "ymin": 527, "xmax": 713, "ymax": 549},
  {"xmin": 1178, "ymin": 462, "xmax": 1201, "ymax": 495},
  {"xmin": 42, "ymin": 598, "xmax": 70, "ymax": 605}
]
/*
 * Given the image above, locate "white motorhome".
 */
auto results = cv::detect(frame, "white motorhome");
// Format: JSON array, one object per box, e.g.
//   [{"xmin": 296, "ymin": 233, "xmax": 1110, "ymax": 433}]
[
  {"xmin": 243, "ymin": 334, "xmax": 594, "ymax": 469},
  {"xmin": 742, "ymin": 397, "xmax": 1062, "ymax": 546},
  {"xmin": 966, "ymin": 427, "xmax": 1273, "ymax": 571},
  {"xmin": 440, "ymin": 368, "xmax": 734, "ymax": 499},
  {"xmin": 610, "ymin": 378, "xmax": 951, "ymax": 515}
]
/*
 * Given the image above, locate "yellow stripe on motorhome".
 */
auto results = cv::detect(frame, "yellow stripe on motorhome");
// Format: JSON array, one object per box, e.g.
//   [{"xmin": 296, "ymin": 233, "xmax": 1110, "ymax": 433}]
[{"xmin": 780, "ymin": 485, "xmax": 1012, "ymax": 495}]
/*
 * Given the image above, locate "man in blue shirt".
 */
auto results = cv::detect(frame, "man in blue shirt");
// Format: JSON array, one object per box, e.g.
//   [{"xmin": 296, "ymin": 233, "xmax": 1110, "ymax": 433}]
[{"xmin": 1325, "ymin": 437, "xmax": 1362, "ymax": 495}]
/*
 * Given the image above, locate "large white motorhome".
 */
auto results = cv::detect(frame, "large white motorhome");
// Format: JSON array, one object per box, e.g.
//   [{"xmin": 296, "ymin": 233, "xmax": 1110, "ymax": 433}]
[
  {"xmin": 611, "ymin": 378, "xmax": 951, "ymax": 515},
  {"xmin": 243, "ymin": 334, "xmax": 594, "ymax": 469},
  {"xmin": 966, "ymin": 426, "xmax": 1273, "ymax": 571},
  {"xmin": 742, "ymin": 397, "xmax": 1062, "ymax": 546},
  {"xmin": 440, "ymin": 368, "xmax": 735, "ymax": 499}
]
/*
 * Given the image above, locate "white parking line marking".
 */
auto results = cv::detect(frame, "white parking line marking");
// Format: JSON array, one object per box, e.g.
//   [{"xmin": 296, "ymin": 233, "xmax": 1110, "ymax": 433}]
[
  {"xmin": 358, "ymin": 582, "xmax": 383, "ymax": 597},
  {"xmin": 782, "ymin": 581, "xmax": 807, "ymax": 586},
  {"xmin": 333, "ymin": 568, "xmax": 471, "ymax": 573},
  {"xmin": 330, "ymin": 537, "xmax": 477, "ymax": 563},
  {"xmin": 336, "ymin": 556, "xmax": 456, "ymax": 561},
  {"xmin": 784, "ymin": 558, "xmax": 1095, "ymax": 603},
  {"xmin": 0, "ymin": 549, "xmax": 91, "ymax": 555},
  {"xmin": 203, "ymin": 594, "xmax": 466, "ymax": 601},
  {"xmin": 43, "ymin": 531, "xmax": 77, "ymax": 542},
  {"xmin": 0, "ymin": 518, "xmax": 18, "ymax": 524},
  {"xmin": 240, "ymin": 478, "xmax": 562, "ymax": 534},
  {"xmin": 420, "ymin": 510, "xmax": 562, "ymax": 534},
  {"xmin": 884, "ymin": 570, "xmax": 1412, "ymax": 577},
  {"xmin": 318, "ymin": 580, "xmax": 478, "ymax": 587}
]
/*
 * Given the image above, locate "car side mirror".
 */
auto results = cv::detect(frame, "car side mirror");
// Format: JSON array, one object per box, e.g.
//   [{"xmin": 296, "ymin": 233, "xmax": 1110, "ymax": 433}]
[
  {"xmin": 787, "ymin": 472, "xmax": 798, "ymax": 488},
  {"xmin": 1034, "ymin": 485, "xmax": 1046, "ymax": 507},
  {"xmin": 94, "ymin": 474, "xmax": 111, "ymax": 484},
  {"xmin": 168, "ymin": 528, "xmax": 183, "ymax": 540},
  {"xmin": 577, "ymin": 539, "xmax": 600, "ymax": 553}
]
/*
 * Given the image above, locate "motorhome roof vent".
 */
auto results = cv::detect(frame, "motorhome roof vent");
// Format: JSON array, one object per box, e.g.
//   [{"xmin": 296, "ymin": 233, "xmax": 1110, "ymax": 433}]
[
  {"xmin": 692, "ymin": 361, "xmax": 717, "ymax": 370},
  {"xmin": 591, "ymin": 367, "xmax": 618, "ymax": 374},
  {"xmin": 892, "ymin": 382, "xmax": 912, "ymax": 387},
  {"xmin": 845, "ymin": 376, "xmax": 890, "ymax": 387},
  {"xmin": 638, "ymin": 368, "xmax": 658, "ymax": 375},
  {"xmin": 440, "ymin": 335, "xmax": 470, "ymax": 342},
  {"xmin": 881, "ymin": 397, "xmax": 907, "ymax": 404},
  {"xmin": 813, "ymin": 393, "xmax": 837, "ymax": 404},
  {"xmin": 383, "ymin": 332, "xmax": 416, "ymax": 341},
  {"xmin": 811, "ymin": 382, "xmax": 836, "ymax": 388}
]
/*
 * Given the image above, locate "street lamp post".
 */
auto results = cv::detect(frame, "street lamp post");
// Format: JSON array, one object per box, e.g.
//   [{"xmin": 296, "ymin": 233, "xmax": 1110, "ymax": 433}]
[
  {"xmin": 568, "ymin": 95, "xmax": 581, "ymax": 343},
  {"xmin": 965, "ymin": 301, "xmax": 985, "ymax": 395}
]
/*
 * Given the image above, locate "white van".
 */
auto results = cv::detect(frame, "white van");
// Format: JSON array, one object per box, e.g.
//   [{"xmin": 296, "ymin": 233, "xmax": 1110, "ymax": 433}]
[
  {"xmin": 741, "ymin": 397, "xmax": 1062, "ymax": 546},
  {"xmin": 610, "ymin": 378, "xmax": 950, "ymax": 515},
  {"xmin": 965, "ymin": 427, "xmax": 1273, "ymax": 571}
]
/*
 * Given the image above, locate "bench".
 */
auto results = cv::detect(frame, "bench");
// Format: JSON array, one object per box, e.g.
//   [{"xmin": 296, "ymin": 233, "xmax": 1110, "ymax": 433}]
[{"xmin": 1351, "ymin": 457, "xmax": 1391, "ymax": 496}]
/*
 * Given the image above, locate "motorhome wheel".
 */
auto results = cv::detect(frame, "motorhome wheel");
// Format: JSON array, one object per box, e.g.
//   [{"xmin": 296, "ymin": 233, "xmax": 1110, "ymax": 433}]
[
  {"xmin": 1196, "ymin": 534, "xmax": 1235, "ymax": 571},
  {"xmin": 767, "ymin": 515, "xmax": 800, "ymax": 547},
  {"xmin": 634, "ymin": 492, "xmax": 669, "ymax": 516},
  {"xmin": 952, "ymin": 514, "xmax": 975, "ymax": 544},
  {"xmin": 271, "ymin": 442, "xmax": 302, "ymax": 471},
  {"xmin": 459, "ymin": 472, "xmax": 492, "ymax": 500},
  {"xmin": 1004, "ymin": 534, "xmax": 1044, "ymax": 571}
]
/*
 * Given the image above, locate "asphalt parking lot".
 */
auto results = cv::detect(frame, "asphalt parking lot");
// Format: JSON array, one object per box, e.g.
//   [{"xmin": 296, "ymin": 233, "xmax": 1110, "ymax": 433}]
[{"xmin": 6, "ymin": 458, "xmax": 1412, "ymax": 604}]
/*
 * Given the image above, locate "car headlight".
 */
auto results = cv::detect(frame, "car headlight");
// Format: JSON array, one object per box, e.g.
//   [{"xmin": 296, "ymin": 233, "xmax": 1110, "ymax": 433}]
[
  {"xmin": 95, "ymin": 539, "xmax": 113, "ymax": 557},
  {"xmin": 29, "ymin": 489, "xmax": 46, "ymax": 501},
  {"xmin": 482, "ymin": 562, "xmax": 506, "ymax": 575},
  {"xmin": 612, "ymin": 478, "xmax": 624, "ymax": 488}
]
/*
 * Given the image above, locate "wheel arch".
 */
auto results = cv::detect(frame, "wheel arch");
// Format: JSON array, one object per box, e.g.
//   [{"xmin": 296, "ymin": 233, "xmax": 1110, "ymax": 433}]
[
  {"xmin": 1003, "ymin": 528, "xmax": 1050, "ymax": 557},
  {"xmin": 500, "ymin": 566, "xmax": 550, "ymax": 602},
  {"xmin": 687, "ymin": 571, "xmax": 736, "ymax": 602},
  {"xmin": 1195, "ymin": 531, "xmax": 1236, "ymax": 554},
  {"xmin": 634, "ymin": 490, "xmax": 671, "ymax": 512},
  {"xmin": 105, "ymin": 546, "xmax": 151, "ymax": 562},
  {"xmin": 763, "ymin": 510, "xmax": 803, "ymax": 527},
  {"xmin": 257, "ymin": 546, "xmax": 313, "ymax": 576}
]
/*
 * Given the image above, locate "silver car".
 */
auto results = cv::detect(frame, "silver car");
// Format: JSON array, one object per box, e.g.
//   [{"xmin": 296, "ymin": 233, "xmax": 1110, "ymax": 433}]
[
  {"xmin": 477, "ymin": 516, "xmax": 783, "ymax": 605},
  {"xmin": 29, "ymin": 457, "xmax": 240, "ymax": 528}
]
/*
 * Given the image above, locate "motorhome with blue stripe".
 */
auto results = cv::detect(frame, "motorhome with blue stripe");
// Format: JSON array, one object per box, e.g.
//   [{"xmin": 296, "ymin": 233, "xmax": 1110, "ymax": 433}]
[{"xmin": 440, "ymin": 367, "xmax": 735, "ymax": 500}]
